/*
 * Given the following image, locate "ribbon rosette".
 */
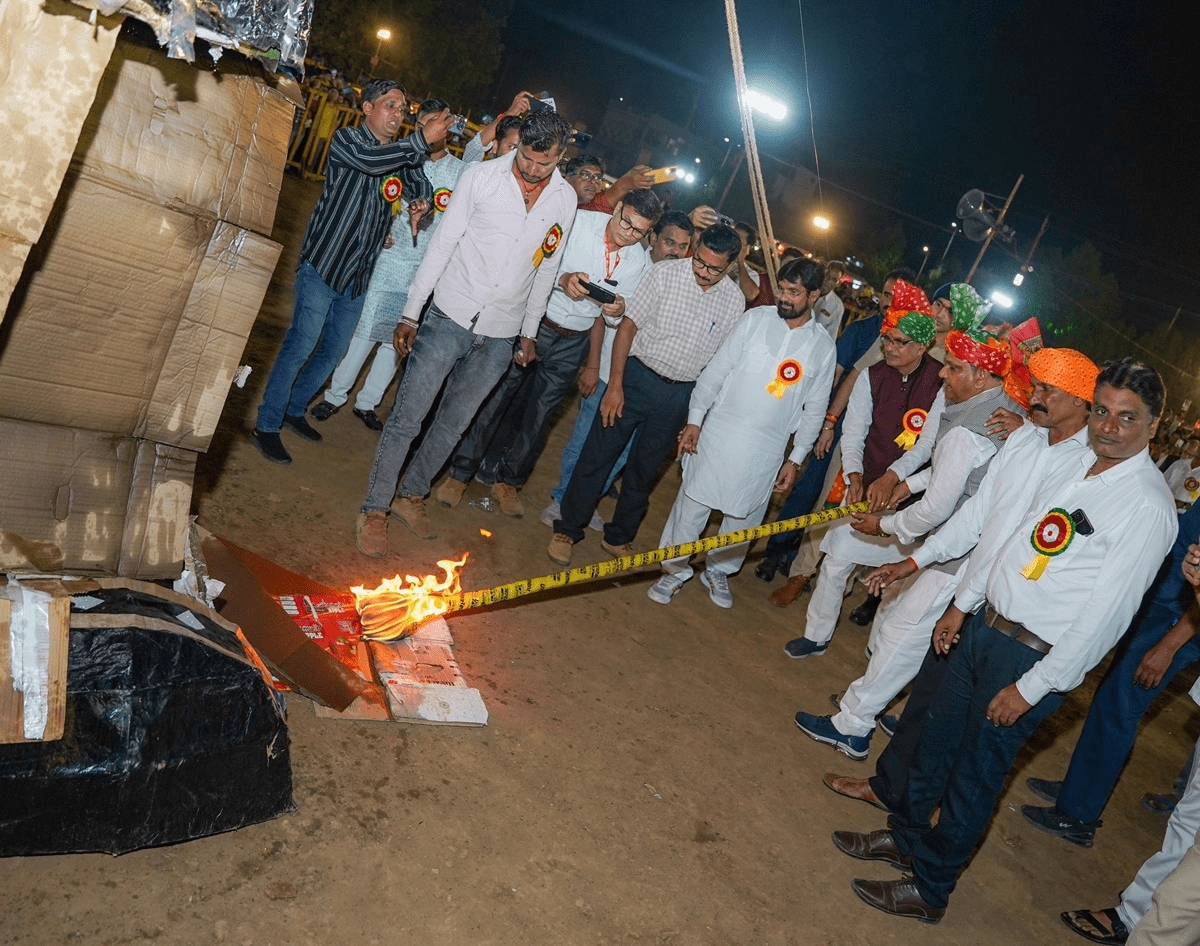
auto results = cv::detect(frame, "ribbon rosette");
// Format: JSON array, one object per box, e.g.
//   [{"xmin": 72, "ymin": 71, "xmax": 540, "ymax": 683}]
[
  {"xmin": 766, "ymin": 359, "xmax": 803, "ymax": 399},
  {"xmin": 381, "ymin": 176, "xmax": 403, "ymax": 203},
  {"xmin": 1186, "ymin": 476, "xmax": 1199, "ymax": 499},
  {"xmin": 893, "ymin": 408, "xmax": 927, "ymax": 450},
  {"xmin": 433, "ymin": 187, "xmax": 452, "ymax": 212},
  {"xmin": 1020, "ymin": 507, "xmax": 1076, "ymax": 580},
  {"xmin": 532, "ymin": 223, "xmax": 564, "ymax": 266}
]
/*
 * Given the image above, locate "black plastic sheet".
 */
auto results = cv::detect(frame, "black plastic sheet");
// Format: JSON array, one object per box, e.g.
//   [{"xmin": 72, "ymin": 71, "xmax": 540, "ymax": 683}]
[{"xmin": 0, "ymin": 587, "xmax": 294, "ymax": 856}]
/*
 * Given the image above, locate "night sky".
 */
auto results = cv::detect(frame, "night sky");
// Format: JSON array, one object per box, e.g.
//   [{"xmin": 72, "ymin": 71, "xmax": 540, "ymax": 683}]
[{"xmin": 493, "ymin": 0, "xmax": 1197, "ymax": 334}]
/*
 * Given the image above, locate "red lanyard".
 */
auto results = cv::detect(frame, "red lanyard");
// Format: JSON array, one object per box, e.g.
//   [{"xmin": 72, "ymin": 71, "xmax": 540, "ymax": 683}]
[{"xmin": 603, "ymin": 234, "xmax": 620, "ymax": 281}]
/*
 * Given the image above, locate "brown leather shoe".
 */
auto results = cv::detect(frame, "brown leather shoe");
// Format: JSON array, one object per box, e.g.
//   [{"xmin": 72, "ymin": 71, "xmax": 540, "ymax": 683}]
[
  {"xmin": 492, "ymin": 482, "xmax": 525, "ymax": 518},
  {"xmin": 356, "ymin": 511, "xmax": 389, "ymax": 558},
  {"xmin": 768, "ymin": 574, "xmax": 809, "ymax": 607},
  {"xmin": 851, "ymin": 876, "xmax": 943, "ymax": 924},
  {"xmin": 832, "ymin": 829, "xmax": 911, "ymax": 869},
  {"xmin": 435, "ymin": 477, "xmax": 468, "ymax": 508},
  {"xmin": 822, "ymin": 773, "xmax": 891, "ymax": 813},
  {"xmin": 392, "ymin": 496, "xmax": 437, "ymax": 539}
]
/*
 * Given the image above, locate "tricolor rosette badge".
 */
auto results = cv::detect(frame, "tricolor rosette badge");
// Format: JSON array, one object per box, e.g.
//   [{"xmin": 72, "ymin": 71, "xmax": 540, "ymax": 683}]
[
  {"xmin": 1019, "ymin": 507, "xmax": 1076, "ymax": 580},
  {"xmin": 433, "ymin": 187, "xmax": 452, "ymax": 212},
  {"xmin": 381, "ymin": 176, "xmax": 403, "ymax": 203},
  {"xmin": 532, "ymin": 223, "xmax": 564, "ymax": 266},
  {"xmin": 766, "ymin": 359, "xmax": 803, "ymax": 399},
  {"xmin": 1186, "ymin": 476, "xmax": 1199, "ymax": 499},
  {"xmin": 893, "ymin": 408, "xmax": 927, "ymax": 450}
]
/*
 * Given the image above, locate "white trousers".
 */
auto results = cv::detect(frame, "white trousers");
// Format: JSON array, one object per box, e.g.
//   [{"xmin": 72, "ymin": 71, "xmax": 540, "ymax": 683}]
[
  {"xmin": 832, "ymin": 563, "xmax": 962, "ymax": 736},
  {"xmin": 802, "ymin": 554, "xmax": 860, "ymax": 645},
  {"xmin": 324, "ymin": 335, "xmax": 400, "ymax": 411},
  {"xmin": 786, "ymin": 442, "xmax": 843, "ymax": 580},
  {"xmin": 659, "ymin": 491, "xmax": 772, "ymax": 582},
  {"xmin": 1119, "ymin": 736, "xmax": 1200, "ymax": 931}
]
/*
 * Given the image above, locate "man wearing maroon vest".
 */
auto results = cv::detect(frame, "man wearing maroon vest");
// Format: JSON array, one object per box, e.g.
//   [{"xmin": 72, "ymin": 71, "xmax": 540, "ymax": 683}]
[{"xmin": 785, "ymin": 294, "xmax": 942, "ymax": 660}]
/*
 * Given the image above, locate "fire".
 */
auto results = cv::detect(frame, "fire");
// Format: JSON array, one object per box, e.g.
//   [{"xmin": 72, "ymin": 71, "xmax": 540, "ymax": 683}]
[
  {"xmin": 479, "ymin": 528, "xmax": 492, "ymax": 538},
  {"xmin": 351, "ymin": 552, "xmax": 469, "ymax": 641}
]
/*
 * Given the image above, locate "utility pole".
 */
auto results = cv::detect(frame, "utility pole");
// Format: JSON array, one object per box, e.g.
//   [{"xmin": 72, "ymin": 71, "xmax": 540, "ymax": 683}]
[
  {"xmin": 965, "ymin": 174, "xmax": 1023, "ymax": 284},
  {"xmin": 1014, "ymin": 213, "xmax": 1050, "ymax": 285}
]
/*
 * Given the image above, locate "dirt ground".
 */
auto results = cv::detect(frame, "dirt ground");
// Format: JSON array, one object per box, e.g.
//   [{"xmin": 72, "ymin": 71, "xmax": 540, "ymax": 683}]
[{"xmin": 4, "ymin": 174, "xmax": 1198, "ymax": 946}]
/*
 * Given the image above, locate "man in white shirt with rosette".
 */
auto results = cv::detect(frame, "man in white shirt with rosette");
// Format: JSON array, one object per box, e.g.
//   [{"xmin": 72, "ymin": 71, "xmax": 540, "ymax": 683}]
[
  {"xmin": 835, "ymin": 357, "xmax": 1178, "ymax": 925},
  {"xmin": 646, "ymin": 257, "xmax": 837, "ymax": 609}
]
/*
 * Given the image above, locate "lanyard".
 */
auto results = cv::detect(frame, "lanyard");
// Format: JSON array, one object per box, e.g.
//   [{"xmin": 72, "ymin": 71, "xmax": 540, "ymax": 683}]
[{"xmin": 603, "ymin": 234, "xmax": 621, "ymax": 281}]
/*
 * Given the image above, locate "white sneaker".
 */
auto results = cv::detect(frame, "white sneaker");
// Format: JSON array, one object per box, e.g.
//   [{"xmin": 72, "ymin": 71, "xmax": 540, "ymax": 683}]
[
  {"xmin": 539, "ymin": 502, "xmax": 561, "ymax": 528},
  {"xmin": 647, "ymin": 574, "xmax": 685, "ymax": 605},
  {"xmin": 700, "ymin": 570, "xmax": 733, "ymax": 609},
  {"xmin": 588, "ymin": 511, "xmax": 605, "ymax": 532}
]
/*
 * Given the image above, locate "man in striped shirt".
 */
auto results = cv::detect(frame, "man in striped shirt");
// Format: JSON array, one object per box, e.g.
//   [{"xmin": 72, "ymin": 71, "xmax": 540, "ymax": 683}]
[{"xmin": 251, "ymin": 79, "xmax": 453, "ymax": 465}]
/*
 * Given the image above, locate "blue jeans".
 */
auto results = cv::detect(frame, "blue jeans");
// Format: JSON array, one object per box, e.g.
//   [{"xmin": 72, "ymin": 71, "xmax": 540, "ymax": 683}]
[
  {"xmin": 257, "ymin": 260, "xmax": 365, "ymax": 432},
  {"xmin": 889, "ymin": 614, "xmax": 1064, "ymax": 909},
  {"xmin": 362, "ymin": 306, "xmax": 515, "ymax": 512},
  {"xmin": 550, "ymin": 380, "xmax": 634, "ymax": 505}
]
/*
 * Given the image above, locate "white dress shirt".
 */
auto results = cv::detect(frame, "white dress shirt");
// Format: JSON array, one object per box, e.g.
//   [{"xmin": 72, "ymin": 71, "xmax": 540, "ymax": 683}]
[
  {"xmin": 400, "ymin": 150, "xmax": 577, "ymax": 339},
  {"xmin": 1164, "ymin": 458, "xmax": 1200, "ymax": 506},
  {"xmin": 812, "ymin": 290, "xmax": 845, "ymax": 338},
  {"xmin": 545, "ymin": 210, "xmax": 651, "ymax": 332}
]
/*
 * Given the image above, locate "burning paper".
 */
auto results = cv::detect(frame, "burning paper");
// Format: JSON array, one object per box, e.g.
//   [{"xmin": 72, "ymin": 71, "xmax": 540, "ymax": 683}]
[{"xmin": 352, "ymin": 553, "xmax": 469, "ymax": 641}]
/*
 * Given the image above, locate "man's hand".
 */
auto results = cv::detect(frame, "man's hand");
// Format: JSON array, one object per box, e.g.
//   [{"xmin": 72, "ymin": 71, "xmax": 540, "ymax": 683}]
[
  {"xmin": 867, "ymin": 470, "xmax": 899, "ymax": 511},
  {"xmin": 407, "ymin": 198, "xmax": 430, "ymax": 239},
  {"xmin": 676, "ymin": 424, "xmax": 701, "ymax": 458},
  {"xmin": 393, "ymin": 321, "xmax": 418, "ymax": 357},
  {"xmin": 866, "ymin": 559, "xmax": 916, "ymax": 596},
  {"xmin": 986, "ymin": 684, "xmax": 1033, "ymax": 727},
  {"xmin": 689, "ymin": 205, "xmax": 718, "ymax": 229},
  {"xmin": 932, "ymin": 605, "xmax": 967, "ymax": 655},
  {"xmin": 845, "ymin": 473, "xmax": 864, "ymax": 507},
  {"xmin": 508, "ymin": 91, "xmax": 535, "ymax": 115},
  {"xmin": 514, "ymin": 337, "xmax": 537, "ymax": 368},
  {"xmin": 985, "ymin": 407, "xmax": 1025, "ymax": 440},
  {"xmin": 1134, "ymin": 637, "xmax": 1179, "ymax": 690},
  {"xmin": 383, "ymin": 230, "xmax": 395, "ymax": 249},
  {"xmin": 851, "ymin": 512, "xmax": 886, "ymax": 536},
  {"xmin": 814, "ymin": 427, "xmax": 835, "ymax": 459},
  {"xmin": 600, "ymin": 384, "xmax": 624, "ymax": 427},
  {"xmin": 600, "ymin": 294, "xmax": 625, "ymax": 320},
  {"xmin": 560, "ymin": 272, "xmax": 590, "ymax": 301},
  {"xmin": 579, "ymin": 365, "xmax": 600, "ymax": 398},
  {"xmin": 774, "ymin": 460, "xmax": 799, "ymax": 493},
  {"xmin": 1184, "ymin": 543, "xmax": 1200, "ymax": 588},
  {"xmin": 887, "ymin": 481, "xmax": 912, "ymax": 508},
  {"xmin": 620, "ymin": 165, "xmax": 656, "ymax": 189},
  {"xmin": 419, "ymin": 108, "xmax": 454, "ymax": 144}
]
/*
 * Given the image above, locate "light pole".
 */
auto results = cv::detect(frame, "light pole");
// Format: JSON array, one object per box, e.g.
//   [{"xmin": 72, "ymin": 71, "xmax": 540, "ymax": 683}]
[
  {"xmin": 717, "ymin": 88, "xmax": 788, "ymax": 212},
  {"xmin": 371, "ymin": 28, "xmax": 391, "ymax": 75},
  {"xmin": 916, "ymin": 245, "xmax": 931, "ymax": 279},
  {"xmin": 939, "ymin": 223, "xmax": 958, "ymax": 264}
]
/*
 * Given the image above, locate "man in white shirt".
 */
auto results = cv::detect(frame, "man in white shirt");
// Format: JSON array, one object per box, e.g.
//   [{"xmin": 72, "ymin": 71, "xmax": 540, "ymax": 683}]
[
  {"xmin": 1164, "ymin": 436, "xmax": 1200, "ymax": 509},
  {"xmin": 646, "ymin": 257, "xmax": 837, "ymax": 609},
  {"xmin": 356, "ymin": 109, "xmax": 578, "ymax": 554},
  {"xmin": 437, "ymin": 190, "xmax": 661, "ymax": 517},
  {"xmin": 811, "ymin": 260, "xmax": 847, "ymax": 339},
  {"xmin": 837, "ymin": 357, "xmax": 1177, "ymax": 924}
]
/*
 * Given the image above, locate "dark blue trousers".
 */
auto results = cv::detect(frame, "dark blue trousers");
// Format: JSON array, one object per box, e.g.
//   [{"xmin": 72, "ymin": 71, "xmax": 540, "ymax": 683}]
[{"xmin": 761, "ymin": 416, "xmax": 842, "ymax": 569}]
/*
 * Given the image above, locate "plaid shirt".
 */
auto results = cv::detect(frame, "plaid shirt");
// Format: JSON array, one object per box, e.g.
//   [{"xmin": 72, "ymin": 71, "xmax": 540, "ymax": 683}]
[
  {"xmin": 626, "ymin": 257, "xmax": 745, "ymax": 382},
  {"xmin": 299, "ymin": 123, "xmax": 432, "ymax": 296}
]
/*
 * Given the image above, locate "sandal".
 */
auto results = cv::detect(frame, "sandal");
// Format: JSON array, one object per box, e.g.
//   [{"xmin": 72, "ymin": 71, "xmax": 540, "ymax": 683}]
[
  {"xmin": 1061, "ymin": 908, "xmax": 1129, "ymax": 945},
  {"xmin": 1141, "ymin": 791, "xmax": 1178, "ymax": 814}
]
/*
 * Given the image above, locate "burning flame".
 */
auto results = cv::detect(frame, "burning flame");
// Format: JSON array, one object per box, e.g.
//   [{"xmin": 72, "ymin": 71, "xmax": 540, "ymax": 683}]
[
  {"xmin": 352, "ymin": 552, "xmax": 469, "ymax": 641},
  {"xmin": 479, "ymin": 528, "xmax": 492, "ymax": 538}
]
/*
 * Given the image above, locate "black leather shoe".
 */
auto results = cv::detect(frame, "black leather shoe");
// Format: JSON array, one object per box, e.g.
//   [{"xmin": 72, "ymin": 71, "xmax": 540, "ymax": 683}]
[
  {"xmin": 309, "ymin": 400, "xmax": 339, "ymax": 421},
  {"xmin": 353, "ymin": 408, "xmax": 384, "ymax": 431},
  {"xmin": 832, "ymin": 829, "xmax": 911, "ymax": 869},
  {"xmin": 1026, "ymin": 777, "xmax": 1062, "ymax": 803},
  {"xmin": 282, "ymin": 413, "xmax": 322, "ymax": 442},
  {"xmin": 852, "ymin": 876, "xmax": 944, "ymax": 924},
  {"xmin": 1020, "ymin": 804, "xmax": 1099, "ymax": 847},
  {"xmin": 755, "ymin": 558, "xmax": 781, "ymax": 583},
  {"xmin": 849, "ymin": 592, "xmax": 881, "ymax": 626},
  {"xmin": 251, "ymin": 429, "xmax": 292, "ymax": 464}
]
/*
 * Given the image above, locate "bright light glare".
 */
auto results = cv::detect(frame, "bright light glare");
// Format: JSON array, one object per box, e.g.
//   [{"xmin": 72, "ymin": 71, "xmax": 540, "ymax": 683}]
[
  {"xmin": 724, "ymin": 137, "xmax": 731, "ymax": 143},
  {"xmin": 684, "ymin": 172, "xmax": 696, "ymax": 183},
  {"xmin": 1012, "ymin": 272, "xmax": 1025, "ymax": 287},
  {"xmin": 376, "ymin": 28, "xmax": 391, "ymax": 39},
  {"xmin": 743, "ymin": 89, "xmax": 788, "ymax": 121},
  {"xmin": 694, "ymin": 157, "xmax": 701, "ymax": 164},
  {"xmin": 812, "ymin": 215, "xmax": 831, "ymax": 231},
  {"xmin": 990, "ymin": 290, "xmax": 1014, "ymax": 308},
  {"xmin": 922, "ymin": 246, "xmax": 929, "ymax": 253}
]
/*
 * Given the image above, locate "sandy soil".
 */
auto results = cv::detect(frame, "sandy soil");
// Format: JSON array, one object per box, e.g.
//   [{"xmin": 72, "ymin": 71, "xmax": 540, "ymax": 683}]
[{"xmin": 3, "ymin": 174, "xmax": 1197, "ymax": 946}]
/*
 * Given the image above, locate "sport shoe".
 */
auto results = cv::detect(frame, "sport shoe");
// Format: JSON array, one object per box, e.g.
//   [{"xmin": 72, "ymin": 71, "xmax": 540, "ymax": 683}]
[
  {"xmin": 1026, "ymin": 777, "xmax": 1062, "ymax": 803},
  {"xmin": 309, "ymin": 400, "xmax": 339, "ymax": 421},
  {"xmin": 356, "ymin": 511, "xmax": 389, "ymax": 558},
  {"xmin": 353, "ymin": 407, "xmax": 384, "ymax": 432},
  {"xmin": 539, "ymin": 501, "xmax": 561, "ymax": 527},
  {"xmin": 700, "ymin": 569, "xmax": 733, "ymax": 609},
  {"xmin": 784, "ymin": 637, "xmax": 828, "ymax": 659},
  {"xmin": 436, "ymin": 478, "xmax": 468, "ymax": 508},
  {"xmin": 283, "ymin": 413, "xmax": 322, "ymax": 442},
  {"xmin": 601, "ymin": 538, "xmax": 634, "ymax": 558},
  {"xmin": 795, "ymin": 712, "xmax": 872, "ymax": 760},
  {"xmin": 492, "ymin": 482, "xmax": 525, "ymax": 518},
  {"xmin": 251, "ymin": 429, "xmax": 292, "ymax": 464},
  {"xmin": 548, "ymin": 533, "xmax": 573, "ymax": 566},
  {"xmin": 391, "ymin": 496, "xmax": 437, "ymax": 539},
  {"xmin": 878, "ymin": 714, "xmax": 900, "ymax": 738},
  {"xmin": 1020, "ymin": 804, "xmax": 1100, "ymax": 847},
  {"xmin": 647, "ymin": 573, "xmax": 685, "ymax": 604},
  {"xmin": 588, "ymin": 511, "xmax": 605, "ymax": 532}
]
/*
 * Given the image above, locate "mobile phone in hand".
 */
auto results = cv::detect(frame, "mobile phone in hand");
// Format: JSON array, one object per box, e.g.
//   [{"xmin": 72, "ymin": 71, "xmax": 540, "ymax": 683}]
[
  {"xmin": 580, "ymin": 280, "xmax": 616, "ymax": 305},
  {"xmin": 449, "ymin": 114, "xmax": 467, "ymax": 136},
  {"xmin": 646, "ymin": 166, "xmax": 679, "ymax": 185},
  {"xmin": 714, "ymin": 212, "xmax": 736, "ymax": 228}
]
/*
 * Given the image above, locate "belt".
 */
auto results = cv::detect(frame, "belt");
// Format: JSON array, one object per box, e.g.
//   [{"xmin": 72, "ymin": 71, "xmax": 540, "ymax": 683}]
[
  {"xmin": 540, "ymin": 315, "xmax": 590, "ymax": 338},
  {"xmin": 984, "ymin": 603, "xmax": 1052, "ymax": 655},
  {"xmin": 634, "ymin": 357, "xmax": 691, "ymax": 385}
]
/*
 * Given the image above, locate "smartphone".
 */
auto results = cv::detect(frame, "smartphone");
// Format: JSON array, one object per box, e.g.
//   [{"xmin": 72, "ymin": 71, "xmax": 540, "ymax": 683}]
[
  {"xmin": 714, "ymin": 212, "xmax": 736, "ymax": 229},
  {"xmin": 526, "ymin": 94, "xmax": 555, "ymax": 113},
  {"xmin": 580, "ymin": 280, "xmax": 616, "ymax": 305},
  {"xmin": 646, "ymin": 166, "xmax": 679, "ymax": 185},
  {"xmin": 449, "ymin": 114, "xmax": 467, "ymax": 136}
]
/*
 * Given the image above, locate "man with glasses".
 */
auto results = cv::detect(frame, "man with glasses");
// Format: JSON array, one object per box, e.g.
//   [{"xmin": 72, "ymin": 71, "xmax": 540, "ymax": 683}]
[
  {"xmin": 437, "ymin": 190, "xmax": 662, "ymax": 516},
  {"xmin": 548, "ymin": 224, "xmax": 747, "ymax": 565},
  {"xmin": 564, "ymin": 155, "xmax": 608, "ymax": 207}
]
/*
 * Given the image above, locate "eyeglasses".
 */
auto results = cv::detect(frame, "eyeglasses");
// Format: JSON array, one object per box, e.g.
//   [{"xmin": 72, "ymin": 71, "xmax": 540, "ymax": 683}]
[
  {"xmin": 572, "ymin": 169, "xmax": 603, "ymax": 183},
  {"xmin": 692, "ymin": 255, "xmax": 729, "ymax": 276},
  {"xmin": 880, "ymin": 334, "xmax": 916, "ymax": 349},
  {"xmin": 617, "ymin": 212, "xmax": 650, "ymax": 239}
]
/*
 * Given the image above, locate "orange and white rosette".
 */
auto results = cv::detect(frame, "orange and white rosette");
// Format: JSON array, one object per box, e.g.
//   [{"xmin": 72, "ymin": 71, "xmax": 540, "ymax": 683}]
[
  {"xmin": 1186, "ymin": 476, "xmax": 1199, "ymax": 500},
  {"xmin": 433, "ymin": 187, "xmax": 452, "ymax": 212},
  {"xmin": 766, "ymin": 359, "xmax": 802, "ymax": 399},
  {"xmin": 532, "ymin": 223, "xmax": 564, "ymax": 266},
  {"xmin": 893, "ymin": 408, "xmax": 927, "ymax": 450},
  {"xmin": 1019, "ymin": 507, "xmax": 1076, "ymax": 580}
]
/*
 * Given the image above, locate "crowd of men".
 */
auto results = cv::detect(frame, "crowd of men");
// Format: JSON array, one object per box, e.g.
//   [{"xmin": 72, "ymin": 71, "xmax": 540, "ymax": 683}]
[{"xmin": 241, "ymin": 79, "xmax": 1200, "ymax": 941}]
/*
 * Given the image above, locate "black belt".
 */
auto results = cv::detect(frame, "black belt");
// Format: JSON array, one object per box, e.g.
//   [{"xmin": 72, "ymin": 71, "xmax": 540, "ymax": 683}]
[
  {"xmin": 540, "ymin": 315, "xmax": 590, "ymax": 338},
  {"xmin": 984, "ymin": 603, "xmax": 1051, "ymax": 655},
  {"xmin": 634, "ymin": 357, "xmax": 691, "ymax": 385}
]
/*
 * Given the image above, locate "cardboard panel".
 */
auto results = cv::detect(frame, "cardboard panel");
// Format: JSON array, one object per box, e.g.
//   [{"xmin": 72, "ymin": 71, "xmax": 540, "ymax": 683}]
[
  {"xmin": 118, "ymin": 440, "xmax": 197, "ymax": 579},
  {"xmin": 74, "ymin": 38, "xmax": 299, "ymax": 237}
]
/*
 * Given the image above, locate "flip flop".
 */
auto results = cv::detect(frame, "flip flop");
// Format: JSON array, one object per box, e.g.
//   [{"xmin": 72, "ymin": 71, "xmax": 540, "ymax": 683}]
[
  {"xmin": 1060, "ymin": 908, "xmax": 1129, "ymax": 945},
  {"xmin": 1141, "ymin": 791, "xmax": 1178, "ymax": 813}
]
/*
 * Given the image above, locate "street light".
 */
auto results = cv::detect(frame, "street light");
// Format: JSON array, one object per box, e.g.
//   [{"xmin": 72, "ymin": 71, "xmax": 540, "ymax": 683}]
[
  {"xmin": 742, "ymin": 88, "xmax": 788, "ymax": 121},
  {"xmin": 990, "ymin": 290, "xmax": 1014, "ymax": 309},
  {"xmin": 812, "ymin": 215, "xmax": 831, "ymax": 231},
  {"xmin": 917, "ymin": 245, "xmax": 931, "ymax": 279},
  {"xmin": 939, "ymin": 222, "xmax": 958, "ymax": 264},
  {"xmin": 371, "ymin": 28, "xmax": 392, "ymax": 74}
]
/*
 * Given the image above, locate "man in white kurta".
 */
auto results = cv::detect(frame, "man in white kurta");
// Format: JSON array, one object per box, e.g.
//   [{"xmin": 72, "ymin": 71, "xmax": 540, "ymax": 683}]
[{"xmin": 647, "ymin": 258, "xmax": 837, "ymax": 609}]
